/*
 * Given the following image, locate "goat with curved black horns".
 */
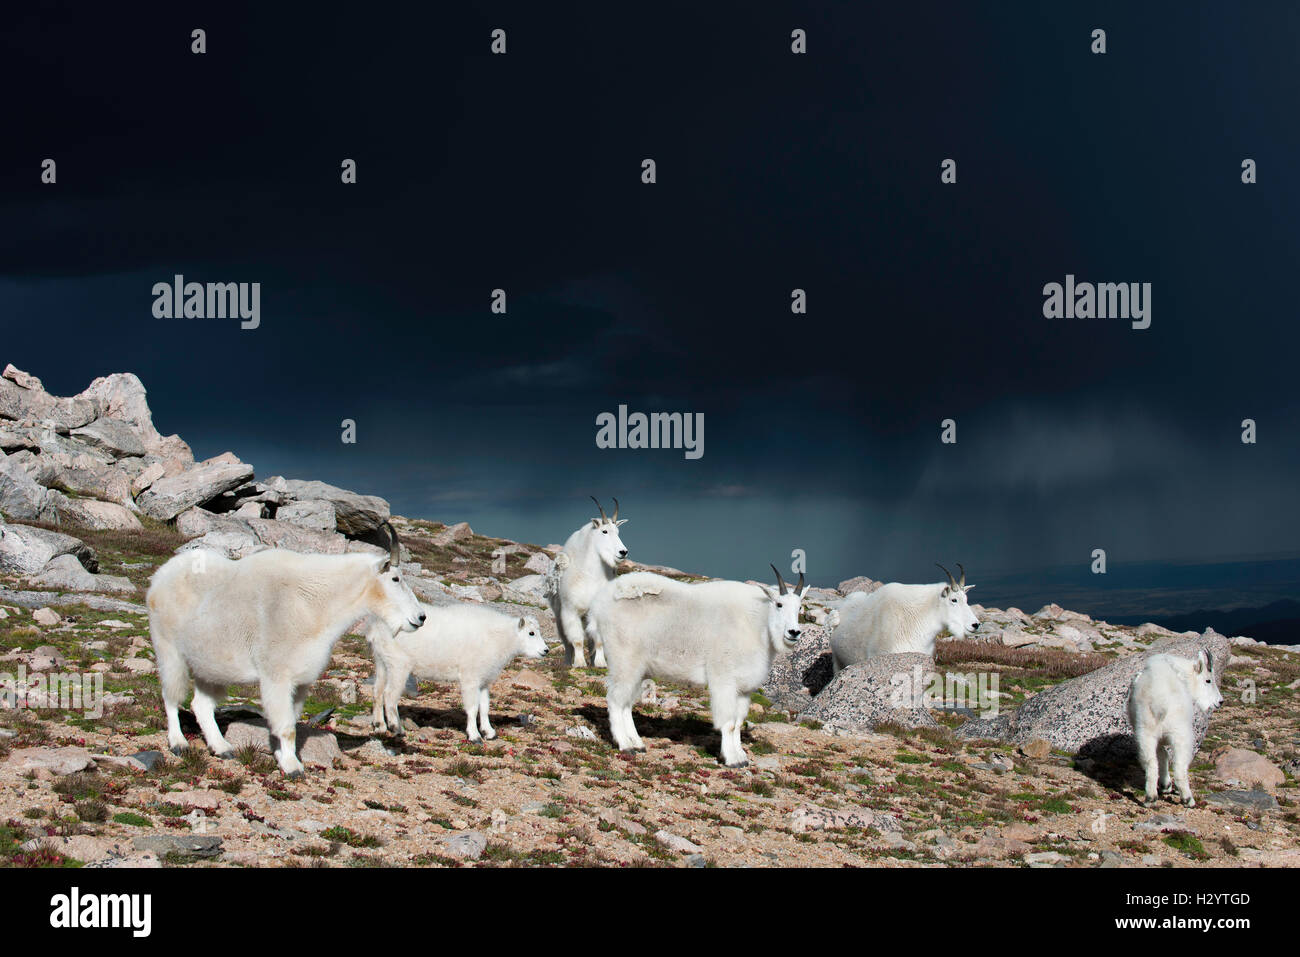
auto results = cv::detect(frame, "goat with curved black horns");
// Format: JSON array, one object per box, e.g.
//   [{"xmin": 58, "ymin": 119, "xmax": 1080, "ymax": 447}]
[
  {"xmin": 146, "ymin": 521, "xmax": 425, "ymax": 776},
  {"xmin": 586, "ymin": 564, "xmax": 810, "ymax": 767},
  {"xmin": 543, "ymin": 496, "xmax": 629, "ymax": 668},
  {"xmin": 829, "ymin": 561, "xmax": 980, "ymax": 669}
]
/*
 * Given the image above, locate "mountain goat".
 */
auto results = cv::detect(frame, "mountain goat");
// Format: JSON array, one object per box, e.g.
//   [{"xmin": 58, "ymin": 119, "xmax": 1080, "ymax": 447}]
[
  {"xmin": 830, "ymin": 563, "xmax": 979, "ymax": 670},
  {"xmin": 368, "ymin": 604, "xmax": 548, "ymax": 741},
  {"xmin": 1126, "ymin": 650, "xmax": 1223, "ymax": 807},
  {"xmin": 146, "ymin": 524, "xmax": 424, "ymax": 776},
  {"xmin": 587, "ymin": 565, "xmax": 808, "ymax": 767},
  {"xmin": 545, "ymin": 496, "xmax": 628, "ymax": 668}
]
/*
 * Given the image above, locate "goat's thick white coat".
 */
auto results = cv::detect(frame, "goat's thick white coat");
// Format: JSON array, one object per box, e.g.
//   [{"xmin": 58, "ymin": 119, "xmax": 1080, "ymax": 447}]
[
  {"xmin": 830, "ymin": 579, "xmax": 979, "ymax": 668},
  {"xmin": 586, "ymin": 570, "xmax": 807, "ymax": 767},
  {"xmin": 1126, "ymin": 650, "xmax": 1223, "ymax": 806},
  {"xmin": 368, "ymin": 603, "xmax": 547, "ymax": 741},
  {"xmin": 545, "ymin": 501, "xmax": 627, "ymax": 668},
  {"xmin": 147, "ymin": 545, "xmax": 423, "ymax": 774}
]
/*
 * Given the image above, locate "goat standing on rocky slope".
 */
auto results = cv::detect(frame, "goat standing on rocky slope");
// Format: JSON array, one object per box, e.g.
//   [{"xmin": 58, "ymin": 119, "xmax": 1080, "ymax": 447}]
[
  {"xmin": 368, "ymin": 604, "xmax": 547, "ymax": 741},
  {"xmin": 587, "ymin": 565, "xmax": 808, "ymax": 767},
  {"xmin": 545, "ymin": 497, "xmax": 628, "ymax": 668},
  {"xmin": 147, "ymin": 524, "xmax": 424, "ymax": 775},
  {"xmin": 830, "ymin": 563, "xmax": 980, "ymax": 669},
  {"xmin": 1127, "ymin": 650, "xmax": 1223, "ymax": 807}
]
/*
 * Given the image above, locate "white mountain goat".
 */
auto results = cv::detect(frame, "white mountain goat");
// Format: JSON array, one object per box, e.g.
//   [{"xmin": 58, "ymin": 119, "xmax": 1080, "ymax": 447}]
[
  {"xmin": 1126, "ymin": 650, "xmax": 1223, "ymax": 807},
  {"xmin": 587, "ymin": 565, "xmax": 808, "ymax": 767},
  {"xmin": 545, "ymin": 496, "xmax": 628, "ymax": 668},
  {"xmin": 368, "ymin": 604, "xmax": 548, "ymax": 741},
  {"xmin": 830, "ymin": 563, "xmax": 980, "ymax": 670},
  {"xmin": 146, "ymin": 524, "xmax": 424, "ymax": 776}
]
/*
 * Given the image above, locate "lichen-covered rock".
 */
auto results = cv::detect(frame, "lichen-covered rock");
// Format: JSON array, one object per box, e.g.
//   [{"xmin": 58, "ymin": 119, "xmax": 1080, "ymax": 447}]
[
  {"xmin": 762, "ymin": 625, "xmax": 834, "ymax": 711},
  {"xmin": 797, "ymin": 652, "xmax": 939, "ymax": 732},
  {"xmin": 956, "ymin": 629, "xmax": 1230, "ymax": 757},
  {"xmin": 0, "ymin": 522, "xmax": 98, "ymax": 574}
]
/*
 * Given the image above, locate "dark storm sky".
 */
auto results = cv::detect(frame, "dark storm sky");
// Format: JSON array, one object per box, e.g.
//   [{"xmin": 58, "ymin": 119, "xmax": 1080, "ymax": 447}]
[{"xmin": 3, "ymin": 2, "xmax": 1298, "ymax": 597}]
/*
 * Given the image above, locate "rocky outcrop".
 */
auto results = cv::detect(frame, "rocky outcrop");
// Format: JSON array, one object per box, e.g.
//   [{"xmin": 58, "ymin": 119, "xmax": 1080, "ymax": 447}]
[
  {"xmin": 797, "ymin": 653, "xmax": 939, "ymax": 732},
  {"xmin": 763, "ymin": 625, "xmax": 835, "ymax": 711},
  {"xmin": 956, "ymin": 630, "xmax": 1230, "ymax": 756}
]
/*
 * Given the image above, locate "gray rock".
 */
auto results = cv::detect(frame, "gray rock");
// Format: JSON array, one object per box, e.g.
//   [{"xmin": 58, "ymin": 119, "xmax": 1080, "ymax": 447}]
[
  {"xmin": 0, "ymin": 523, "xmax": 98, "ymax": 574},
  {"xmin": 26, "ymin": 554, "xmax": 135, "ymax": 594},
  {"xmin": 176, "ymin": 529, "xmax": 266, "ymax": 560},
  {"xmin": 0, "ymin": 375, "xmax": 97, "ymax": 432},
  {"xmin": 433, "ymin": 521, "xmax": 473, "ymax": 545},
  {"xmin": 655, "ymin": 830, "xmax": 704, "ymax": 854},
  {"xmin": 0, "ymin": 455, "xmax": 56, "ymax": 522},
  {"xmin": 45, "ymin": 493, "xmax": 142, "ymax": 531},
  {"xmin": 281, "ymin": 479, "xmax": 390, "ymax": 535},
  {"xmin": 222, "ymin": 720, "xmax": 343, "ymax": 767},
  {"xmin": 797, "ymin": 653, "xmax": 939, "ymax": 732},
  {"xmin": 51, "ymin": 463, "xmax": 135, "ymax": 507},
  {"xmin": 956, "ymin": 630, "xmax": 1230, "ymax": 757},
  {"xmin": 440, "ymin": 830, "xmax": 488, "ymax": 860},
  {"xmin": 137, "ymin": 461, "xmax": 255, "ymax": 520},
  {"xmin": 763, "ymin": 625, "xmax": 834, "ymax": 710},
  {"xmin": 131, "ymin": 834, "xmax": 223, "ymax": 859},
  {"xmin": 0, "ymin": 587, "xmax": 143, "ymax": 615},
  {"xmin": 248, "ymin": 517, "xmax": 349, "ymax": 554},
  {"xmin": 76, "ymin": 373, "xmax": 193, "ymax": 462},
  {"xmin": 837, "ymin": 576, "xmax": 883, "ymax": 595},
  {"xmin": 175, "ymin": 506, "xmax": 253, "ymax": 539},
  {"xmin": 131, "ymin": 750, "xmax": 167, "ymax": 772},
  {"xmin": 1202, "ymin": 789, "xmax": 1278, "ymax": 811},
  {"xmin": 71, "ymin": 418, "xmax": 147, "ymax": 458},
  {"xmin": 276, "ymin": 499, "xmax": 337, "ymax": 532}
]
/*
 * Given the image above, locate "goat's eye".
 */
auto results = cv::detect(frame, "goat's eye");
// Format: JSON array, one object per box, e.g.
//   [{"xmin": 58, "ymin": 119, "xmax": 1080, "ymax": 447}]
[
  {"xmin": 776, "ymin": 602, "xmax": 783, "ymax": 609},
  {"xmin": 391, "ymin": 576, "xmax": 399, "ymax": 582}
]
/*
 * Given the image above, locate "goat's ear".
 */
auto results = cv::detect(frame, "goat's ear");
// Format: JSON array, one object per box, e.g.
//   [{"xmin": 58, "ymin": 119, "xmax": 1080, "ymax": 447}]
[
  {"xmin": 616, "ymin": 519, "xmax": 628, "ymax": 526},
  {"xmin": 591, "ymin": 518, "xmax": 601, "ymax": 528},
  {"xmin": 963, "ymin": 584, "xmax": 976, "ymax": 592},
  {"xmin": 1194, "ymin": 650, "xmax": 1207, "ymax": 674},
  {"xmin": 940, "ymin": 585, "xmax": 951, "ymax": 598},
  {"xmin": 518, "ymin": 617, "xmax": 527, "ymax": 629},
  {"xmin": 755, "ymin": 584, "xmax": 774, "ymax": 603}
]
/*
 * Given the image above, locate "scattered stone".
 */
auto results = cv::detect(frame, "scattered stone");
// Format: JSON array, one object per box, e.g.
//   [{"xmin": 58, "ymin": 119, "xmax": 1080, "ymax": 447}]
[
  {"xmin": 4, "ymin": 746, "xmax": 96, "ymax": 775},
  {"xmin": 1213, "ymin": 749, "xmax": 1285, "ymax": 790},
  {"xmin": 131, "ymin": 834, "xmax": 223, "ymax": 859},
  {"xmin": 654, "ymin": 830, "xmax": 704, "ymax": 854},
  {"xmin": 1203, "ymin": 789, "xmax": 1278, "ymax": 811},
  {"xmin": 440, "ymin": 830, "xmax": 487, "ymax": 860}
]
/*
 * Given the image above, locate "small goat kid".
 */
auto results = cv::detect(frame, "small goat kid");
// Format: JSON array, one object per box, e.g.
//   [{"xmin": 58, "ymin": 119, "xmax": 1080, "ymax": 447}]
[
  {"xmin": 147, "ymin": 524, "xmax": 424, "ymax": 775},
  {"xmin": 589, "ymin": 564, "xmax": 808, "ymax": 767},
  {"xmin": 830, "ymin": 562, "xmax": 979, "ymax": 669},
  {"xmin": 545, "ymin": 496, "xmax": 628, "ymax": 668},
  {"xmin": 1126, "ymin": 650, "xmax": 1223, "ymax": 807},
  {"xmin": 368, "ymin": 604, "xmax": 548, "ymax": 741}
]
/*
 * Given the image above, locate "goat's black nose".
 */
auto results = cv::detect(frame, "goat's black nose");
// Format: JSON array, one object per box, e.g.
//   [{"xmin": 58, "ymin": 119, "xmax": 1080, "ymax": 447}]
[
  {"xmin": 418, "ymin": 613, "xmax": 427, "ymax": 624},
  {"xmin": 788, "ymin": 629, "xmax": 801, "ymax": 638},
  {"xmin": 970, "ymin": 622, "xmax": 979, "ymax": 630},
  {"xmin": 618, "ymin": 549, "xmax": 628, "ymax": 558}
]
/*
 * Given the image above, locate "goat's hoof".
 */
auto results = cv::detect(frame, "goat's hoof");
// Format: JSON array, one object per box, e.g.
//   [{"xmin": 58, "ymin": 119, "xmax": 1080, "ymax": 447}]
[
  {"xmin": 725, "ymin": 760, "xmax": 750, "ymax": 769},
  {"xmin": 484, "ymin": 730, "xmax": 497, "ymax": 740},
  {"xmin": 170, "ymin": 745, "xmax": 187, "ymax": 757},
  {"xmin": 285, "ymin": 770, "xmax": 304, "ymax": 781},
  {"xmin": 214, "ymin": 750, "xmax": 235, "ymax": 761}
]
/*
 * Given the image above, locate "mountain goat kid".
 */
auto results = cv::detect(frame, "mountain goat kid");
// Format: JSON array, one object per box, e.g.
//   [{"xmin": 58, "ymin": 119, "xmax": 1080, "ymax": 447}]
[
  {"xmin": 587, "ymin": 565, "xmax": 808, "ymax": 767},
  {"xmin": 830, "ymin": 563, "xmax": 980, "ymax": 670},
  {"xmin": 545, "ymin": 496, "xmax": 628, "ymax": 668},
  {"xmin": 368, "ymin": 604, "xmax": 548, "ymax": 741},
  {"xmin": 146, "ymin": 524, "xmax": 424, "ymax": 776},
  {"xmin": 1126, "ymin": 650, "xmax": 1223, "ymax": 807}
]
